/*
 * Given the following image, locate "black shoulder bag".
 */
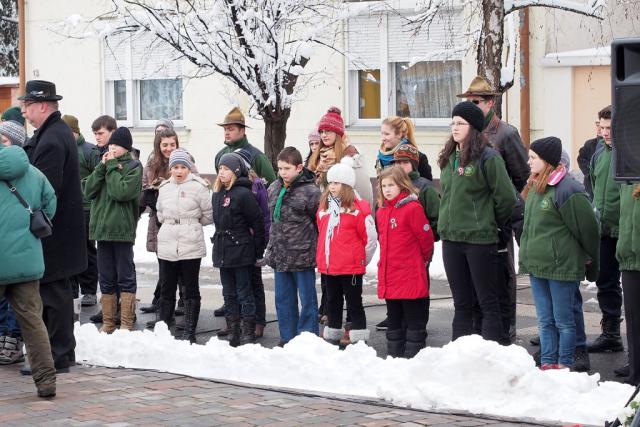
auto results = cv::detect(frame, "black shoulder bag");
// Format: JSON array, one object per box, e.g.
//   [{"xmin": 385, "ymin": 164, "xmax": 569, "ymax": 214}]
[{"xmin": 4, "ymin": 181, "xmax": 53, "ymax": 239}]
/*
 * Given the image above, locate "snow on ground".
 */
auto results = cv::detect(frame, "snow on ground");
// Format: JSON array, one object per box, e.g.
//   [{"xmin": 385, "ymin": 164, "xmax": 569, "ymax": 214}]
[{"xmin": 75, "ymin": 323, "xmax": 632, "ymax": 425}]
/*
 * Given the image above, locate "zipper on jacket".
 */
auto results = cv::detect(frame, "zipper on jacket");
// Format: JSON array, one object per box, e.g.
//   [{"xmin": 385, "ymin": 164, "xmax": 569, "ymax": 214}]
[{"xmin": 472, "ymin": 199, "xmax": 480, "ymax": 227}]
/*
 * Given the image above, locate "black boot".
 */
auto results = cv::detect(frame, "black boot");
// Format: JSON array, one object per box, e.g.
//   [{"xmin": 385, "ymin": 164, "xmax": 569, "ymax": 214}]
[
  {"xmin": 140, "ymin": 297, "xmax": 158, "ymax": 314},
  {"xmin": 386, "ymin": 329, "xmax": 405, "ymax": 358},
  {"xmin": 226, "ymin": 316, "xmax": 241, "ymax": 347},
  {"xmin": 214, "ymin": 304, "xmax": 226, "ymax": 317},
  {"xmin": 405, "ymin": 329, "xmax": 427, "ymax": 358},
  {"xmin": 587, "ymin": 316, "xmax": 624, "ymax": 353},
  {"xmin": 156, "ymin": 298, "xmax": 175, "ymax": 328},
  {"xmin": 530, "ymin": 335, "xmax": 540, "ymax": 346},
  {"xmin": 240, "ymin": 317, "xmax": 256, "ymax": 345},
  {"xmin": 572, "ymin": 346, "xmax": 591, "ymax": 372},
  {"xmin": 615, "ymin": 363, "xmax": 630, "ymax": 377},
  {"xmin": 179, "ymin": 299, "xmax": 200, "ymax": 344}
]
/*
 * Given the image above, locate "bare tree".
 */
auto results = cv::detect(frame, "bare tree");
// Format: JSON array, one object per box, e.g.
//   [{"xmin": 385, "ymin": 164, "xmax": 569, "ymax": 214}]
[
  {"xmin": 63, "ymin": 0, "xmax": 350, "ymax": 164},
  {"xmin": 0, "ymin": 0, "xmax": 18, "ymax": 77}
]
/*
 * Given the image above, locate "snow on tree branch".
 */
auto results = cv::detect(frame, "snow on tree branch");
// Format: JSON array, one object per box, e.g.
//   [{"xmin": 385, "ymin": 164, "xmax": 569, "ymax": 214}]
[
  {"xmin": 503, "ymin": 0, "xmax": 606, "ymax": 18},
  {"xmin": 500, "ymin": 13, "xmax": 517, "ymax": 88}
]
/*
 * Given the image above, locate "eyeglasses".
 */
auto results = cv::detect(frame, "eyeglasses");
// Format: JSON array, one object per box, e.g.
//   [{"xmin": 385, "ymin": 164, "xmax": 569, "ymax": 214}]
[
  {"xmin": 450, "ymin": 121, "xmax": 470, "ymax": 127},
  {"xmin": 21, "ymin": 101, "xmax": 40, "ymax": 108},
  {"xmin": 470, "ymin": 100, "xmax": 481, "ymax": 105}
]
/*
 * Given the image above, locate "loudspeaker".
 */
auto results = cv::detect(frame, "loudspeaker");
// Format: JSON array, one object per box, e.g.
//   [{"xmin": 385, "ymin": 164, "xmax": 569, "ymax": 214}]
[{"xmin": 612, "ymin": 38, "xmax": 640, "ymax": 181}]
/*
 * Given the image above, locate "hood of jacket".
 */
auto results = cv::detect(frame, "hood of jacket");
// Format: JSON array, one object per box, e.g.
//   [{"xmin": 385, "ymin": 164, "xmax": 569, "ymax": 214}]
[{"xmin": 0, "ymin": 145, "xmax": 29, "ymax": 181}]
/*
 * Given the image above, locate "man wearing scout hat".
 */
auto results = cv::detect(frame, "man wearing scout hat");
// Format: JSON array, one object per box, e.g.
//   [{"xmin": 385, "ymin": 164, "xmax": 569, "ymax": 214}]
[
  {"xmin": 457, "ymin": 76, "xmax": 529, "ymax": 346},
  {"xmin": 213, "ymin": 107, "xmax": 275, "ymax": 186}
]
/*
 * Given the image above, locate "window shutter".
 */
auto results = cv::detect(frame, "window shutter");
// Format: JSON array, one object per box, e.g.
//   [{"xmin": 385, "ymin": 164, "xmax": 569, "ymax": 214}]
[
  {"xmin": 131, "ymin": 32, "xmax": 182, "ymax": 80},
  {"xmin": 347, "ymin": 14, "xmax": 382, "ymax": 70},
  {"xmin": 104, "ymin": 33, "xmax": 130, "ymax": 81}
]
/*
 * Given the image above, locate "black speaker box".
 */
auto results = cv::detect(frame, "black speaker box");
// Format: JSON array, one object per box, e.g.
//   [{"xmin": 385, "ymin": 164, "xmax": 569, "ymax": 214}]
[{"xmin": 612, "ymin": 38, "xmax": 640, "ymax": 181}]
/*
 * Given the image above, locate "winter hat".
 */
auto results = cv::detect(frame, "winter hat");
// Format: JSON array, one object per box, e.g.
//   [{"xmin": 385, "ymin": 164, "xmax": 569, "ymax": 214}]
[
  {"xmin": 451, "ymin": 101, "xmax": 485, "ymax": 133},
  {"xmin": 155, "ymin": 118, "xmax": 174, "ymax": 133},
  {"xmin": 219, "ymin": 152, "xmax": 249, "ymax": 177},
  {"xmin": 308, "ymin": 130, "xmax": 320, "ymax": 143},
  {"xmin": 1, "ymin": 106, "xmax": 24, "ymax": 125},
  {"xmin": 318, "ymin": 107, "xmax": 345, "ymax": 137},
  {"xmin": 233, "ymin": 148, "xmax": 253, "ymax": 170},
  {"xmin": 391, "ymin": 144, "xmax": 419, "ymax": 170},
  {"xmin": 560, "ymin": 149, "xmax": 571, "ymax": 170},
  {"xmin": 168, "ymin": 148, "xmax": 192, "ymax": 170},
  {"xmin": 326, "ymin": 157, "xmax": 356, "ymax": 188},
  {"xmin": 530, "ymin": 136, "xmax": 562, "ymax": 168},
  {"xmin": 108, "ymin": 126, "xmax": 133, "ymax": 151},
  {"xmin": 0, "ymin": 120, "xmax": 26, "ymax": 147},
  {"xmin": 62, "ymin": 114, "xmax": 80, "ymax": 134}
]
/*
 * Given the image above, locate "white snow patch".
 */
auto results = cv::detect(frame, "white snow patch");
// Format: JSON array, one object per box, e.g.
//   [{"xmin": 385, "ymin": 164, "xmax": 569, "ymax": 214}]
[{"xmin": 75, "ymin": 323, "xmax": 632, "ymax": 425}]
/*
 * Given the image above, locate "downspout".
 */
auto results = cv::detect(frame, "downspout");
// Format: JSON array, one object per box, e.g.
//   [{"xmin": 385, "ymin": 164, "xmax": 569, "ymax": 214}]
[
  {"xmin": 18, "ymin": 0, "xmax": 25, "ymax": 97},
  {"xmin": 519, "ymin": 8, "xmax": 530, "ymax": 148}
]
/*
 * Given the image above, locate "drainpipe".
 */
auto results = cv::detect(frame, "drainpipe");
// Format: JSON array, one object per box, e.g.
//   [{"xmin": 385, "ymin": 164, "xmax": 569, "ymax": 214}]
[
  {"xmin": 519, "ymin": 8, "xmax": 530, "ymax": 148},
  {"xmin": 18, "ymin": 0, "xmax": 25, "ymax": 97}
]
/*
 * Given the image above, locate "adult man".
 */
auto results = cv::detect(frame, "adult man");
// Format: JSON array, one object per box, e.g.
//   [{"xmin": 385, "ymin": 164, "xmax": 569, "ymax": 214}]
[
  {"xmin": 588, "ymin": 105, "xmax": 624, "ymax": 354},
  {"xmin": 63, "ymin": 114, "xmax": 100, "ymax": 307},
  {"xmin": 577, "ymin": 116, "xmax": 603, "ymax": 200},
  {"xmin": 20, "ymin": 80, "xmax": 87, "ymax": 373},
  {"xmin": 213, "ymin": 107, "xmax": 276, "ymax": 319},
  {"xmin": 457, "ymin": 76, "xmax": 530, "ymax": 344}
]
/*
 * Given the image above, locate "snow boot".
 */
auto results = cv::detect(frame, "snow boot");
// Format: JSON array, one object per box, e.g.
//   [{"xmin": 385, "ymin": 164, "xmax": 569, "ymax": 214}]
[
  {"xmin": 140, "ymin": 297, "xmax": 158, "ymax": 314},
  {"xmin": 615, "ymin": 363, "xmax": 630, "ymax": 377},
  {"xmin": 386, "ymin": 329, "xmax": 406, "ymax": 358},
  {"xmin": 348, "ymin": 329, "xmax": 370, "ymax": 344},
  {"xmin": 405, "ymin": 329, "xmax": 427, "ymax": 358},
  {"xmin": 240, "ymin": 316, "xmax": 256, "ymax": 345},
  {"xmin": 119, "ymin": 292, "xmax": 136, "ymax": 330},
  {"xmin": 323, "ymin": 327, "xmax": 343, "ymax": 346},
  {"xmin": 179, "ymin": 299, "xmax": 201, "ymax": 344},
  {"xmin": 587, "ymin": 316, "xmax": 624, "ymax": 353},
  {"xmin": 157, "ymin": 298, "xmax": 176, "ymax": 328},
  {"xmin": 226, "ymin": 316, "xmax": 241, "ymax": 347},
  {"xmin": 572, "ymin": 346, "xmax": 591, "ymax": 372},
  {"xmin": 214, "ymin": 303, "xmax": 226, "ymax": 317},
  {"xmin": 99, "ymin": 294, "xmax": 118, "ymax": 333}
]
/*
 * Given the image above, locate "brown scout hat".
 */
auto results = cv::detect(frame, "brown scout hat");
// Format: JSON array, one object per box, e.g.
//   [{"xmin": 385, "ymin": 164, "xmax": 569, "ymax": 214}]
[
  {"xmin": 217, "ymin": 107, "xmax": 250, "ymax": 128},
  {"xmin": 456, "ymin": 76, "xmax": 501, "ymax": 98}
]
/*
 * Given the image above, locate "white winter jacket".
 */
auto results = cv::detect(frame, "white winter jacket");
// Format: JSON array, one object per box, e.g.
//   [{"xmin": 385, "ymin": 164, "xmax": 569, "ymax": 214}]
[{"xmin": 156, "ymin": 173, "xmax": 213, "ymax": 261}]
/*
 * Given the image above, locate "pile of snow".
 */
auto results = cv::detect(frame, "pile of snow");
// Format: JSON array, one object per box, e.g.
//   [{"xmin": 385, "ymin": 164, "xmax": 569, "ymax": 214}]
[{"xmin": 75, "ymin": 323, "xmax": 632, "ymax": 425}]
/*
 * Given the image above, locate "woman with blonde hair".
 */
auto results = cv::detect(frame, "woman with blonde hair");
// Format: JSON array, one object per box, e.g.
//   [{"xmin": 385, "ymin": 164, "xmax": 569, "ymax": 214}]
[{"xmin": 376, "ymin": 116, "xmax": 432, "ymax": 180}]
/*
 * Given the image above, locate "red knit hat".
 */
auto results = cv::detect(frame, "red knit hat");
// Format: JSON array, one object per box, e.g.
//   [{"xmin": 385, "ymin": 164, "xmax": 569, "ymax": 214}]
[{"xmin": 317, "ymin": 107, "xmax": 345, "ymax": 137}]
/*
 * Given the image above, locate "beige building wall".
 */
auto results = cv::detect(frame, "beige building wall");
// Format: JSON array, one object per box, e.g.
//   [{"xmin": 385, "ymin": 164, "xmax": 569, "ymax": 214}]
[{"xmin": 572, "ymin": 65, "xmax": 610, "ymax": 158}]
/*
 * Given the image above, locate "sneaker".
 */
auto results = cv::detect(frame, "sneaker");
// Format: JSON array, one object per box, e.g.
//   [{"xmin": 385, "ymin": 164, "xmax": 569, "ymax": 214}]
[
  {"xmin": 0, "ymin": 336, "xmax": 24, "ymax": 365},
  {"xmin": 375, "ymin": 318, "xmax": 388, "ymax": 331},
  {"xmin": 213, "ymin": 304, "xmax": 226, "ymax": 317},
  {"xmin": 80, "ymin": 294, "xmax": 97, "ymax": 307},
  {"xmin": 540, "ymin": 363, "xmax": 559, "ymax": 370}
]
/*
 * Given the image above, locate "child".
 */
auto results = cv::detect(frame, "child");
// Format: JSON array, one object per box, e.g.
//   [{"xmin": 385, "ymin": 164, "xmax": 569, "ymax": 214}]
[
  {"xmin": 211, "ymin": 152, "xmax": 265, "ymax": 347},
  {"xmin": 317, "ymin": 159, "xmax": 377, "ymax": 345},
  {"xmin": 156, "ymin": 149, "xmax": 212, "ymax": 343},
  {"xmin": 266, "ymin": 147, "xmax": 321, "ymax": 345},
  {"xmin": 83, "ymin": 127, "xmax": 142, "ymax": 332},
  {"xmin": 376, "ymin": 166, "xmax": 434, "ymax": 358},
  {"xmin": 520, "ymin": 137, "xmax": 599, "ymax": 369}
]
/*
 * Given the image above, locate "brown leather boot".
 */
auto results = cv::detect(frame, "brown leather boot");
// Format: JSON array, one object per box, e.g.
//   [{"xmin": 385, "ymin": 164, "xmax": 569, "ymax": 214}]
[
  {"xmin": 99, "ymin": 294, "xmax": 117, "ymax": 333},
  {"xmin": 119, "ymin": 292, "xmax": 137, "ymax": 330}
]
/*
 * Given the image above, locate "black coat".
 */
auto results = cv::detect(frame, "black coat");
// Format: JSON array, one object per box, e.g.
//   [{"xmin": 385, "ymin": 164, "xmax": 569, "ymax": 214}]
[
  {"xmin": 577, "ymin": 137, "xmax": 599, "ymax": 200},
  {"xmin": 417, "ymin": 151, "xmax": 433, "ymax": 181},
  {"xmin": 23, "ymin": 111, "xmax": 87, "ymax": 284},
  {"xmin": 211, "ymin": 177, "xmax": 265, "ymax": 268}
]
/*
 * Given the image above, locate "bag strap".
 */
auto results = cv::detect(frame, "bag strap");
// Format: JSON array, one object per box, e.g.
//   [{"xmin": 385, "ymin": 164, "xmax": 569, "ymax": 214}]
[{"xmin": 3, "ymin": 181, "xmax": 33, "ymax": 213}]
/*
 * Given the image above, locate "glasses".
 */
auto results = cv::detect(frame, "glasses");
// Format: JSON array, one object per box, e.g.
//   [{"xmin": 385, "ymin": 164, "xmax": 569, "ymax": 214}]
[
  {"xmin": 450, "ymin": 121, "xmax": 470, "ymax": 127},
  {"xmin": 21, "ymin": 101, "xmax": 40, "ymax": 108}
]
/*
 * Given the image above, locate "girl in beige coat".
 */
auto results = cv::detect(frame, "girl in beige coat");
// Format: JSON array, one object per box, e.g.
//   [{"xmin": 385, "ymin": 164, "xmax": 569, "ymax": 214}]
[{"xmin": 156, "ymin": 149, "xmax": 213, "ymax": 343}]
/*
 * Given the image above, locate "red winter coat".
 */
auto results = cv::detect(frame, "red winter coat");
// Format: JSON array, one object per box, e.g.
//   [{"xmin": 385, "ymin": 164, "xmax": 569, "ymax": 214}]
[
  {"xmin": 316, "ymin": 198, "xmax": 377, "ymax": 275},
  {"xmin": 376, "ymin": 192, "xmax": 434, "ymax": 299}
]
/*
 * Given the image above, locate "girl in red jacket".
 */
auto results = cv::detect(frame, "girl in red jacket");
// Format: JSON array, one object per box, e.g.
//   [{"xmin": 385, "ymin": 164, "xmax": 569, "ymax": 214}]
[
  {"xmin": 317, "ymin": 160, "xmax": 377, "ymax": 346},
  {"xmin": 376, "ymin": 166, "xmax": 435, "ymax": 358}
]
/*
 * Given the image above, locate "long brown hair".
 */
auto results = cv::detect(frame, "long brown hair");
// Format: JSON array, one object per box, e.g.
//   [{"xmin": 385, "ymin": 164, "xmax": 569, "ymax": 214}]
[
  {"xmin": 147, "ymin": 129, "xmax": 179, "ymax": 183},
  {"xmin": 308, "ymin": 133, "xmax": 349, "ymax": 172},
  {"xmin": 381, "ymin": 116, "xmax": 417, "ymax": 148},
  {"xmin": 318, "ymin": 184, "xmax": 356, "ymax": 211},
  {"xmin": 437, "ymin": 127, "xmax": 490, "ymax": 169},
  {"xmin": 522, "ymin": 162, "xmax": 556, "ymax": 199},
  {"xmin": 376, "ymin": 166, "xmax": 417, "ymax": 208}
]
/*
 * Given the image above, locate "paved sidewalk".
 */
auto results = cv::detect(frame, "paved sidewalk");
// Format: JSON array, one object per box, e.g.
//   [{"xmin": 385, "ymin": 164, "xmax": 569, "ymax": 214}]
[{"xmin": 0, "ymin": 364, "xmax": 549, "ymax": 426}]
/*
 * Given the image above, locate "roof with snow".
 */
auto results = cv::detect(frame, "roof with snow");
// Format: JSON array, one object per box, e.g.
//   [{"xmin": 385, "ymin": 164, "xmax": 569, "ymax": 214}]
[{"xmin": 542, "ymin": 46, "xmax": 610, "ymax": 67}]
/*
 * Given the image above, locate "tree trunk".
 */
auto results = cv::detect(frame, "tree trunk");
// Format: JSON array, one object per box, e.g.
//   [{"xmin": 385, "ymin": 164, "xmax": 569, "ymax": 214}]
[
  {"xmin": 262, "ymin": 108, "xmax": 291, "ymax": 169},
  {"xmin": 478, "ymin": 0, "xmax": 505, "ymax": 118}
]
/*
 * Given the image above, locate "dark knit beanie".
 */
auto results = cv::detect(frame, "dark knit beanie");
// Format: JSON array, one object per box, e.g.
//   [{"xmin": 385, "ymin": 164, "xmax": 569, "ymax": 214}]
[
  {"xmin": 108, "ymin": 127, "xmax": 133, "ymax": 151},
  {"xmin": 451, "ymin": 101, "xmax": 485, "ymax": 132},
  {"xmin": 1, "ymin": 106, "xmax": 24, "ymax": 126},
  {"xmin": 219, "ymin": 152, "xmax": 248, "ymax": 177},
  {"xmin": 530, "ymin": 137, "xmax": 562, "ymax": 167}
]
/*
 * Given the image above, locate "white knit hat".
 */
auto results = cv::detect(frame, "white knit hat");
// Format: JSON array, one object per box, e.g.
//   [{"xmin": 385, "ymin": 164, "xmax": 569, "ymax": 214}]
[
  {"xmin": 327, "ymin": 157, "xmax": 356, "ymax": 188},
  {"xmin": 169, "ymin": 148, "xmax": 193, "ymax": 170}
]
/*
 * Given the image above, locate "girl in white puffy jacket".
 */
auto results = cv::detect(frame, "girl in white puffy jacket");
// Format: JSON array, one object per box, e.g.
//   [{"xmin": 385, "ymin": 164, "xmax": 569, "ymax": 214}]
[{"xmin": 156, "ymin": 149, "xmax": 213, "ymax": 343}]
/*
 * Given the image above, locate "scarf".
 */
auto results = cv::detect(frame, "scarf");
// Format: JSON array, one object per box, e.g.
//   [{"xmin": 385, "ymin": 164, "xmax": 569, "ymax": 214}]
[
  {"xmin": 272, "ymin": 173, "xmax": 303, "ymax": 222},
  {"xmin": 324, "ymin": 195, "xmax": 342, "ymax": 268},
  {"xmin": 316, "ymin": 146, "xmax": 337, "ymax": 174},
  {"xmin": 377, "ymin": 138, "xmax": 410, "ymax": 168}
]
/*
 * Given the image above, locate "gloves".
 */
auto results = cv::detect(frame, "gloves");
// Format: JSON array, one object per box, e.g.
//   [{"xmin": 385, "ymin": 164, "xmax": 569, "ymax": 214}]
[
  {"xmin": 141, "ymin": 188, "xmax": 159, "ymax": 211},
  {"xmin": 255, "ymin": 258, "xmax": 266, "ymax": 267}
]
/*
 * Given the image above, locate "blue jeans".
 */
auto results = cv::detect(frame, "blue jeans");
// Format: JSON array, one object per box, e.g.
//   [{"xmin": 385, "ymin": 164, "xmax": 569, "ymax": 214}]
[
  {"xmin": 530, "ymin": 276, "xmax": 577, "ymax": 366},
  {"xmin": 97, "ymin": 241, "xmax": 136, "ymax": 294},
  {"xmin": 275, "ymin": 270, "xmax": 318, "ymax": 343},
  {"xmin": 0, "ymin": 296, "xmax": 21, "ymax": 336},
  {"xmin": 573, "ymin": 285, "xmax": 586, "ymax": 348}
]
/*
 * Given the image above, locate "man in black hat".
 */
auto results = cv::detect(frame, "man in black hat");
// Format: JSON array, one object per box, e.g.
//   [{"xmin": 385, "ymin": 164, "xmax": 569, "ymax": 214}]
[{"xmin": 20, "ymin": 80, "xmax": 87, "ymax": 373}]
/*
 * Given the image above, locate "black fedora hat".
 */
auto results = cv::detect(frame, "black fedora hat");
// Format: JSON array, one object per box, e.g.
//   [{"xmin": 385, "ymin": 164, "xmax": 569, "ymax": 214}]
[{"xmin": 18, "ymin": 80, "xmax": 63, "ymax": 102}]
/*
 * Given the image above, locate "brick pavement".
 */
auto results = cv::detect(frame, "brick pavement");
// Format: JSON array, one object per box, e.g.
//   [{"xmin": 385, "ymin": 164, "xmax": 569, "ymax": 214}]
[{"xmin": 0, "ymin": 364, "xmax": 551, "ymax": 426}]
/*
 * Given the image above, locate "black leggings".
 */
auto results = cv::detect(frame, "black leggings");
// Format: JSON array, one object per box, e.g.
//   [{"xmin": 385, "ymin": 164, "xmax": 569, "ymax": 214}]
[
  {"xmin": 159, "ymin": 259, "xmax": 201, "ymax": 302},
  {"xmin": 324, "ymin": 274, "xmax": 365, "ymax": 330},
  {"xmin": 386, "ymin": 298, "xmax": 429, "ymax": 331}
]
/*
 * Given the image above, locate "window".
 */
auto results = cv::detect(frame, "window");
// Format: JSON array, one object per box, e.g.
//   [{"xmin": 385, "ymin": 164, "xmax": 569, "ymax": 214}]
[
  {"xmin": 104, "ymin": 32, "xmax": 184, "ymax": 127},
  {"xmin": 346, "ymin": 9, "xmax": 463, "ymax": 126}
]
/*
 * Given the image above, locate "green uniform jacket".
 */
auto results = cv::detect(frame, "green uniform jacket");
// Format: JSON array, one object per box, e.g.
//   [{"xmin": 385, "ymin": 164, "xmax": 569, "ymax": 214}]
[
  {"xmin": 590, "ymin": 141, "xmax": 620, "ymax": 237},
  {"xmin": 616, "ymin": 184, "xmax": 640, "ymax": 271},
  {"xmin": 0, "ymin": 145, "xmax": 57, "ymax": 285},
  {"xmin": 519, "ymin": 174, "xmax": 600, "ymax": 282},
  {"xmin": 409, "ymin": 170, "xmax": 441, "ymax": 241},
  {"xmin": 83, "ymin": 152, "xmax": 142, "ymax": 242},
  {"xmin": 214, "ymin": 136, "xmax": 276, "ymax": 185},
  {"xmin": 77, "ymin": 134, "xmax": 100, "ymax": 210},
  {"xmin": 438, "ymin": 147, "xmax": 516, "ymax": 244}
]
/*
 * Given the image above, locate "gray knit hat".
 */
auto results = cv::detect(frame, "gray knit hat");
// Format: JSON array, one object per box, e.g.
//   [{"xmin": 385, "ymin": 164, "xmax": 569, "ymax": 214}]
[
  {"xmin": 0, "ymin": 120, "xmax": 26, "ymax": 147},
  {"xmin": 169, "ymin": 148, "xmax": 193, "ymax": 170},
  {"xmin": 219, "ymin": 152, "xmax": 248, "ymax": 177},
  {"xmin": 155, "ymin": 118, "xmax": 174, "ymax": 133}
]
